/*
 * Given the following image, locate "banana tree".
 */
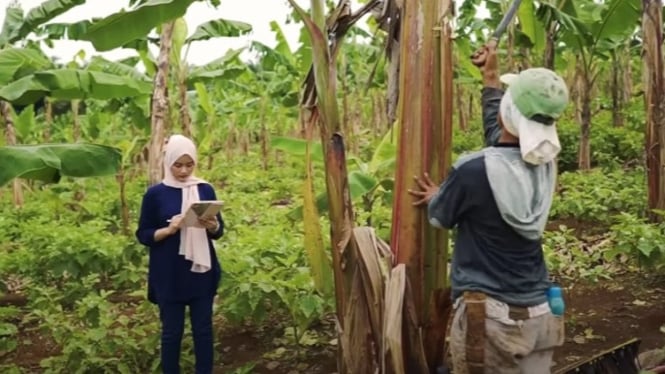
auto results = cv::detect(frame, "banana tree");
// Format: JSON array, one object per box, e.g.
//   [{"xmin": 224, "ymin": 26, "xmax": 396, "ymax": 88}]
[
  {"xmin": 287, "ymin": 0, "xmax": 456, "ymax": 371},
  {"xmin": 57, "ymin": 0, "xmax": 247, "ymax": 185},
  {"xmin": 285, "ymin": 0, "xmax": 384, "ymax": 371},
  {"xmin": 0, "ymin": 0, "xmax": 92, "ymax": 205},
  {"xmin": 0, "ymin": 143, "xmax": 122, "ymax": 187},
  {"xmin": 56, "ymin": 0, "xmax": 195, "ymax": 185},
  {"xmin": 0, "ymin": 50, "xmax": 152, "ymax": 209},
  {"xmin": 167, "ymin": 17, "xmax": 252, "ymax": 138},
  {"xmin": 249, "ymin": 21, "xmax": 317, "ymax": 137},
  {"xmin": 528, "ymin": 0, "xmax": 640, "ymax": 170},
  {"xmin": 387, "ymin": 0, "xmax": 455, "ymax": 370},
  {"xmin": 0, "ymin": 0, "xmax": 86, "ymax": 48},
  {"xmin": 189, "ymin": 52, "xmax": 281, "ymax": 165},
  {"xmin": 271, "ymin": 126, "xmax": 397, "ymax": 227},
  {"xmin": 237, "ymin": 25, "xmax": 316, "ymax": 165},
  {"xmin": 83, "ymin": 43, "xmax": 248, "ymax": 173},
  {"xmin": 610, "ymin": 39, "xmax": 640, "ymax": 126},
  {"xmin": 642, "ymin": 0, "xmax": 665, "ymax": 222},
  {"xmin": 0, "ymin": 101, "xmax": 22, "ymax": 204}
]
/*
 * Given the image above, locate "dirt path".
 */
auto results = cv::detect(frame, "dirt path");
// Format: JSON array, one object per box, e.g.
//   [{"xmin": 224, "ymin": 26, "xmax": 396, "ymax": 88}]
[{"xmin": 552, "ymin": 274, "xmax": 665, "ymax": 371}]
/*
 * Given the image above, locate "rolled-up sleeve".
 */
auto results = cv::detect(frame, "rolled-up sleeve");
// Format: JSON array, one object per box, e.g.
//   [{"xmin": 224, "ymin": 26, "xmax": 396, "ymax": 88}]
[{"xmin": 427, "ymin": 167, "xmax": 470, "ymax": 229}]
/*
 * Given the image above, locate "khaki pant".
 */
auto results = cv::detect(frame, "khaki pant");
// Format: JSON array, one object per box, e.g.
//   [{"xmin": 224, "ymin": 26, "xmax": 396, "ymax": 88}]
[{"xmin": 450, "ymin": 296, "xmax": 565, "ymax": 374}]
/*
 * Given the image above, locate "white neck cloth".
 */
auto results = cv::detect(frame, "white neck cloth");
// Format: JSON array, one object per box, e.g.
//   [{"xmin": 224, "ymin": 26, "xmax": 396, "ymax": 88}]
[{"xmin": 499, "ymin": 91, "xmax": 561, "ymax": 165}]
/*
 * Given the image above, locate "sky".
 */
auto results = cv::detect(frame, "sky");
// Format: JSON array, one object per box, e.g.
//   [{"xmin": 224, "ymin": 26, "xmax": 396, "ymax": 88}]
[{"xmin": 0, "ymin": 0, "xmax": 366, "ymax": 65}]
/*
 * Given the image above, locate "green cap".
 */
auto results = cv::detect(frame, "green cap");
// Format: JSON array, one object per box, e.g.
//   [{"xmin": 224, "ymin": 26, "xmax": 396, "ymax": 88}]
[{"xmin": 500, "ymin": 68, "xmax": 569, "ymax": 126}]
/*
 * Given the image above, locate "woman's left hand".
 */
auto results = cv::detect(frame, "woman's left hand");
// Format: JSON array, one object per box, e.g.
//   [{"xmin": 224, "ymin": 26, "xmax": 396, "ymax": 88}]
[{"xmin": 199, "ymin": 216, "xmax": 219, "ymax": 231}]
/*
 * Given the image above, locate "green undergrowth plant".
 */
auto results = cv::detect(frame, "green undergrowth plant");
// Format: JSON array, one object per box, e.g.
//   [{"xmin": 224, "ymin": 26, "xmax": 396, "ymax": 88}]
[
  {"xmin": 608, "ymin": 211, "xmax": 665, "ymax": 269},
  {"xmin": 0, "ymin": 307, "xmax": 20, "ymax": 360},
  {"xmin": 206, "ymin": 155, "xmax": 334, "ymax": 337},
  {"xmin": 555, "ymin": 101, "xmax": 644, "ymax": 172},
  {"xmin": 543, "ymin": 225, "xmax": 616, "ymax": 282},
  {"xmin": 550, "ymin": 168, "xmax": 646, "ymax": 224},
  {"xmin": 31, "ymin": 282, "xmax": 161, "ymax": 373}
]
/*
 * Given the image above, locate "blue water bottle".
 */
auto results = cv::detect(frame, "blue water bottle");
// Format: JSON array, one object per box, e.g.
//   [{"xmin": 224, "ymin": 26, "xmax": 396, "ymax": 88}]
[{"xmin": 547, "ymin": 286, "xmax": 565, "ymax": 316}]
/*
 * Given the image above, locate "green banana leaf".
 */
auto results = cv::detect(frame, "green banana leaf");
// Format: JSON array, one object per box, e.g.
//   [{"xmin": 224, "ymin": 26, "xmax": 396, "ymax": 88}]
[
  {"xmin": 0, "ymin": 7, "xmax": 22, "ymax": 46},
  {"xmin": 0, "ymin": 69, "xmax": 152, "ymax": 105},
  {"xmin": 79, "ymin": 0, "xmax": 198, "ymax": 51},
  {"xmin": 37, "ymin": 21, "xmax": 91, "ymax": 41},
  {"xmin": 87, "ymin": 56, "xmax": 151, "ymax": 82},
  {"xmin": 0, "ymin": 0, "xmax": 86, "ymax": 45},
  {"xmin": 0, "ymin": 143, "xmax": 122, "ymax": 187},
  {"xmin": 185, "ymin": 18, "xmax": 252, "ymax": 43},
  {"xmin": 270, "ymin": 135, "xmax": 324, "ymax": 162},
  {"xmin": 588, "ymin": 0, "xmax": 639, "ymax": 41},
  {"xmin": 170, "ymin": 17, "xmax": 188, "ymax": 66},
  {"xmin": 517, "ymin": 0, "xmax": 546, "ymax": 52},
  {"xmin": 0, "ymin": 48, "xmax": 51, "ymax": 86},
  {"xmin": 188, "ymin": 48, "xmax": 247, "ymax": 83}
]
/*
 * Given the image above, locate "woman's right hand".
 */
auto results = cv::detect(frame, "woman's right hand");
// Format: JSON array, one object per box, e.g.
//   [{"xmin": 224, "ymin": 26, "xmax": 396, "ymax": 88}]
[{"xmin": 167, "ymin": 214, "xmax": 183, "ymax": 235}]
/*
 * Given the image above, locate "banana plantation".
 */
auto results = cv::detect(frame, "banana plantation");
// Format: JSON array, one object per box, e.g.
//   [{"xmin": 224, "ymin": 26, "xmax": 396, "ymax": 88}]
[{"xmin": 1, "ymin": 0, "xmax": 665, "ymax": 373}]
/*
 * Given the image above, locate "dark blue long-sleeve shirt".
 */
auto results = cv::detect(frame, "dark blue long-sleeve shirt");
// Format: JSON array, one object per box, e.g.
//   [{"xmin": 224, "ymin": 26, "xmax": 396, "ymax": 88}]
[
  {"xmin": 427, "ymin": 87, "xmax": 550, "ymax": 307},
  {"xmin": 136, "ymin": 183, "xmax": 224, "ymax": 304}
]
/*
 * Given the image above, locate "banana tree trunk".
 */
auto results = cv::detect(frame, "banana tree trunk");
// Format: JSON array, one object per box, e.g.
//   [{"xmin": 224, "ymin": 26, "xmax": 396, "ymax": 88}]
[
  {"xmin": 372, "ymin": 91, "xmax": 385, "ymax": 132},
  {"xmin": 576, "ymin": 63, "xmax": 592, "ymax": 170},
  {"xmin": 506, "ymin": 24, "xmax": 516, "ymax": 71},
  {"xmin": 240, "ymin": 130, "xmax": 249, "ymax": 155},
  {"xmin": 0, "ymin": 101, "xmax": 23, "ymax": 206},
  {"xmin": 387, "ymin": 38, "xmax": 400, "ymax": 127},
  {"xmin": 643, "ymin": 0, "xmax": 665, "ymax": 222},
  {"xmin": 341, "ymin": 55, "xmax": 350, "ymax": 136},
  {"xmin": 611, "ymin": 53, "xmax": 624, "ymax": 126},
  {"xmin": 148, "ymin": 21, "xmax": 175, "ymax": 186},
  {"xmin": 456, "ymin": 83, "xmax": 468, "ymax": 131},
  {"xmin": 226, "ymin": 121, "xmax": 235, "ymax": 162},
  {"xmin": 260, "ymin": 99, "xmax": 269, "ymax": 171},
  {"xmin": 178, "ymin": 68, "xmax": 192, "ymax": 138},
  {"xmin": 543, "ymin": 22, "xmax": 556, "ymax": 69},
  {"xmin": 391, "ymin": 0, "xmax": 454, "ymax": 370},
  {"xmin": 623, "ymin": 42, "xmax": 634, "ymax": 103}
]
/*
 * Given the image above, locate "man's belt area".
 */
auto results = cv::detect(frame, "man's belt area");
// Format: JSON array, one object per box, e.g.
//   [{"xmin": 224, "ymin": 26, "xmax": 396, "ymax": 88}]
[{"xmin": 462, "ymin": 291, "xmax": 535, "ymax": 374}]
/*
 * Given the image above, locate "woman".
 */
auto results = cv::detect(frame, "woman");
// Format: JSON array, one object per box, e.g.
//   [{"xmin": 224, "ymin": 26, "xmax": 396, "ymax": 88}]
[{"xmin": 136, "ymin": 134, "xmax": 224, "ymax": 374}]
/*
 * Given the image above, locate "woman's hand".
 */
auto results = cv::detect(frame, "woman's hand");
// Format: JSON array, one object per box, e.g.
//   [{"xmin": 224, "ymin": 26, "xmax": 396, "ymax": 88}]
[
  {"xmin": 153, "ymin": 214, "xmax": 183, "ymax": 242},
  {"xmin": 408, "ymin": 173, "xmax": 440, "ymax": 207},
  {"xmin": 167, "ymin": 214, "xmax": 183, "ymax": 235},
  {"xmin": 199, "ymin": 216, "xmax": 219, "ymax": 232}
]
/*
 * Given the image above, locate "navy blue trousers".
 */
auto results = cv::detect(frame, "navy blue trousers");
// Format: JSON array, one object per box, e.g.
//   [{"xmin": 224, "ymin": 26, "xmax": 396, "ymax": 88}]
[{"xmin": 159, "ymin": 296, "xmax": 214, "ymax": 374}]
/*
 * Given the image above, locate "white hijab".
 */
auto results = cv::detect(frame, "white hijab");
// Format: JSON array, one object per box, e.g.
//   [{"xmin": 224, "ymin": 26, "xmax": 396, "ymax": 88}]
[{"xmin": 162, "ymin": 134, "xmax": 211, "ymax": 273}]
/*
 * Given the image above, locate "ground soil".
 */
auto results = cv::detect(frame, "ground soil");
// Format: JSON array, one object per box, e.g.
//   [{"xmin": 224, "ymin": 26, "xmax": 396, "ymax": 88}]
[
  {"xmin": 4, "ymin": 272, "xmax": 665, "ymax": 373},
  {"xmin": 216, "ymin": 272, "xmax": 665, "ymax": 373}
]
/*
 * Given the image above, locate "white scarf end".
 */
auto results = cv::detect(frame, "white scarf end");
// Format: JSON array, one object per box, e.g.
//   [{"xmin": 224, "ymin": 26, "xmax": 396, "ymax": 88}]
[{"xmin": 190, "ymin": 263, "xmax": 211, "ymax": 273}]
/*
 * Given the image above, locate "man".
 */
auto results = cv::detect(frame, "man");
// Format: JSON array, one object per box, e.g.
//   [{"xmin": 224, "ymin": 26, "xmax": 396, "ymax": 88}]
[{"xmin": 409, "ymin": 44, "xmax": 569, "ymax": 373}]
